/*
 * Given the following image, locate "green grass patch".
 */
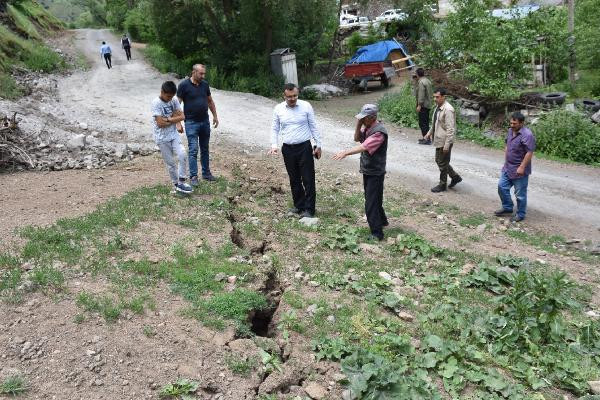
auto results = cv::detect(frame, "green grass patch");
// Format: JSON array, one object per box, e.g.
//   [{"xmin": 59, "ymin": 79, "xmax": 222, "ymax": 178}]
[
  {"xmin": 0, "ymin": 72, "xmax": 23, "ymax": 99},
  {"xmin": 0, "ymin": 374, "xmax": 28, "ymax": 396},
  {"xmin": 7, "ymin": 4, "xmax": 41, "ymax": 40},
  {"xmin": 459, "ymin": 212, "xmax": 487, "ymax": 227}
]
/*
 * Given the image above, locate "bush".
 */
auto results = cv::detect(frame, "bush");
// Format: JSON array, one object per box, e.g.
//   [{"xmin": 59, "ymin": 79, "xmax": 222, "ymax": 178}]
[
  {"xmin": 378, "ymin": 84, "xmax": 419, "ymax": 129},
  {"xmin": 534, "ymin": 110, "xmax": 600, "ymax": 165},
  {"xmin": 23, "ymin": 43, "xmax": 65, "ymax": 72},
  {"xmin": 0, "ymin": 72, "xmax": 22, "ymax": 99}
]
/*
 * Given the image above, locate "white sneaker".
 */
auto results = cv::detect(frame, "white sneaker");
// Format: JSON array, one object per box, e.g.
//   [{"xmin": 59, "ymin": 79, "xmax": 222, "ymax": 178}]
[{"xmin": 175, "ymin": 182, "xmax": 193, "ymax": 194}]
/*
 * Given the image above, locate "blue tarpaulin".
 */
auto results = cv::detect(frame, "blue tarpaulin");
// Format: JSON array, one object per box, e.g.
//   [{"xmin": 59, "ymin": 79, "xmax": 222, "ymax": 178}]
[{"xmin": 347, "ymin": 40, "xmax": 413, "ymax": 65}]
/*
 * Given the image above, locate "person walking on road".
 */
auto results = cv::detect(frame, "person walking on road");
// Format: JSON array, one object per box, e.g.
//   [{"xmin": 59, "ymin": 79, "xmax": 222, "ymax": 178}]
[
  {"xmin": 333, "ymin": 104, "xmax": 389, "ymax": 241},
  {"xmin": 416, "ymin": 68, "xmax": 433, "ymax": 145},
  {"xmin": 269, "ymin": 83, "xmax": 322, "ymax": 218},
  {"xmin": 151, "ymin": 81, "xmax": 193, "ymax": 194},
  {"xmin": 176, "ymin": 64, "xmax": 219, "ymax": 185},
  {"xmin": 424, "ymin": 88, "xmax": 462, "ymax": 192},
  {"xmin": 495, "ymin": 111, "xmax": 536, "ymax": 222},
  {"xmin": 121, "ymin": 34, "xmax": 132, "ymax": 61},
  {"xmin": 100, "ymin": 41, "xmax": 112, "ymax": 69}
]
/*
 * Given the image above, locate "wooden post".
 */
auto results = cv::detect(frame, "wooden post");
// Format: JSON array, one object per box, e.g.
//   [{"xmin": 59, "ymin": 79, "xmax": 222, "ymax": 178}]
[{"xmin": 567, "ymin": 0, "xmax": 576, "ymax": 88}]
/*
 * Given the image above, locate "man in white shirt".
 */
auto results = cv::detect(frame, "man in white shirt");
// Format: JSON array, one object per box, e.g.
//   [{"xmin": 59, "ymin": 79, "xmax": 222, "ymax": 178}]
[{"xmin": 269, "ymin": 83, "xmax": 322, "ymax": 218}]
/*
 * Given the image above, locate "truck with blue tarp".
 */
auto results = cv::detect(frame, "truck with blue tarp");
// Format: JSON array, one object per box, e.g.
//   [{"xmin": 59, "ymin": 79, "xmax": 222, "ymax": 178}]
[{"xmin": 344, "ymin": 40, "xmax": 413, "ymax": 88}]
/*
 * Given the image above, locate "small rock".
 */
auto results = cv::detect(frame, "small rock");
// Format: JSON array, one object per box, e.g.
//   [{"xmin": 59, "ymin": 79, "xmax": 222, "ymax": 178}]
[
  {"xmin": 566, "ymin": 238, "xmax": 581, "ymax": 244},
  {"xmin": 326, "ymin": 315, "xmax": 335, "ymax": 323},
  {"xmin": 299, "ymin": 217, "xmax": 320, "ymax": 227},
  {"xmin": 586, "ymin": 310, "xmax": 599, "ymax": 318},
  {"xmin": 227, "ymin": 276, "xmax": 237, "ymax": 284},
  {"xmin": 378, "ymin": 271, "xmax": 392, "ymax": 281},
  {"xmin": 475, "ymin": 223, "xmax": 487, "ymax": 234},
  {"xmin": 588, "ymin": 380, "xmax": 600, "ymax": 394},
  {"xmin": 304, "ymin": 382, "xmax": 327, "ymax": 399},
  {"xmin": 79, "ymin": 122, "xmax": 88, "ymax": 130},
  {"xmin": 67, "ymin": 134, "xmax": 86, "ymax": 150},
  {"xmin": 86, "ymin": 349, "xmax": 96, "ymax": 356},
  {"xmin": 397, "ymin": 311, "xmax": 414, "ymax": 322},
  {"xmin": 342, "ymin": 389, "xmax": 353, "ymax": 400},
  {"xmin": 306, "ymin": 304, "xmax": 318, "ymax": 315},
  {"xmin": 214, "ymin": 273, "xmax": 227, "ymax": 282},
  {"xmin": 308, "ymin": 281, "xmax": 320, "ymax": 287},
  {"xmin": 536, "ymin": 258, "xmax": 547, "ymax": 265}
]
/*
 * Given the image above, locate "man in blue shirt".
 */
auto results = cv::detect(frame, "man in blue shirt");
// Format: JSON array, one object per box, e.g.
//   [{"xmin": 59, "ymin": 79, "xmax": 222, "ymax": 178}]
[
  {"xmin": 177, "ymin": 64, "xmax": 219, "ymax": 184},
  {"xmin": 495, "ymin": 111, "xmax": 536, "ymax": 222},
  {"xmin": 100, "ymin": 41, "xmax": 112, "ymax": 69}
]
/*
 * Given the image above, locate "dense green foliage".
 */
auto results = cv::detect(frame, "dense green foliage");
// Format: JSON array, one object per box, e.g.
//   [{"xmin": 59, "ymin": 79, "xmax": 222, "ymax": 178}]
[
  {"xmin": 534, "ymin": 110, "xmax": 600, "ymax": 165},
  {"xmin": 100, "ymin": 0, "xmax": 337, "ymax": 96},
  {"xmin": 575, "ymin": 0, "xmax": 600, "ymax": 70},
  {"xmin": 418, "ymin": 0, "xmax": 568, "ymax": 99}
]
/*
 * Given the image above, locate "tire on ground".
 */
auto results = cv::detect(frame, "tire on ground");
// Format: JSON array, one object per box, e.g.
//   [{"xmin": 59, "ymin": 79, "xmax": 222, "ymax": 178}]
[
  {"xmin": 574, "ymin": 99, "xmax": 600, "ymax": 112},
  {"xmin": 539, "ymin": 92, "xmax": 567, "ymax": 106}
]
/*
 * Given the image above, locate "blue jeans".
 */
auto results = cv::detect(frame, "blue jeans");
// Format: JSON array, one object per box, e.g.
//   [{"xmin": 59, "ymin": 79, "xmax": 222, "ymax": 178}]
[
  {"xmin": 185, "ymin": 120, "xmax": 211, "ymax": 178},
  {"xmin": 498, "ymin": 170, "xmax": 529, "ymax": 218}
]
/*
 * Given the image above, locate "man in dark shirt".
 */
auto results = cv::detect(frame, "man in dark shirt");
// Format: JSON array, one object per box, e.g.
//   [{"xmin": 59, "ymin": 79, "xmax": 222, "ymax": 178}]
[
  {"xmin": 495, "ymin": 111, "xmax": 536, "ymax": 222},
  {"xmin": 333, "ymin": 104, "xmax": 389, "ymax": 241},
  {"xmin": 177, "ymin": 64, "xmax": 219, "ymax": 184},
  {"xmin": 121, "ymin": 34, "xmax": 132, "ymax": 61}
]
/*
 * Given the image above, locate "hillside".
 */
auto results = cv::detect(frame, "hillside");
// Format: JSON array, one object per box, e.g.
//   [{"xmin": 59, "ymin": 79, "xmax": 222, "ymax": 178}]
[{"xmin": 0, "ymin": 0, "xmax": 64, "ymax": 99}]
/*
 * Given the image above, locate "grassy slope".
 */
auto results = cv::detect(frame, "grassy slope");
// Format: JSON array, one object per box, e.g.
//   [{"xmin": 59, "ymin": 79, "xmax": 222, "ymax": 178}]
[{"xmin": 0, "ymin": 0, "xmax": 64, "ymax": 99}]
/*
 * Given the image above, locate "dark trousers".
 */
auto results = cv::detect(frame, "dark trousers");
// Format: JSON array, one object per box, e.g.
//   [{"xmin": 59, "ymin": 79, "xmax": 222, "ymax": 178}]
[
  {"xmin": 418, "ymin": 107, "xmax": 430, "ymax": 136},
  {"xmin": 435, "ymin": 145, "xmax": 459, "ymax": 186},
  {"xmin": 282, "ymin": 141, "xmax": 316, "ymax": 214},
  {"xmin": 124, "ymin": 47, "xmax": 131, "ymax": 60},
  {"xmin": 103, "ymin": 53, "xmax": 112, "ymax": 69},
  {"xmin": 363, "ymin": 174, "xmax": 387, "ymax": 239}
]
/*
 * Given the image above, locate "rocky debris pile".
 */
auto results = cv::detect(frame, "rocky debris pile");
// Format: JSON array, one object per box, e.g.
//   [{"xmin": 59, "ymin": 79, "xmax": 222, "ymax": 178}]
[
  {"xmin": 302, "ymin": 84, "xmax": 347, "ymax": 100},
  {"xmin": 454, "ymin": 98, "xmax": 487, "ymax": 125},
  {"xmin": 11, "ymin": 67, "xmax": 60, "ymax": 99},
  {"xmin": 0, "ymin": 110, "xmax": 157, "ymax": 172}
]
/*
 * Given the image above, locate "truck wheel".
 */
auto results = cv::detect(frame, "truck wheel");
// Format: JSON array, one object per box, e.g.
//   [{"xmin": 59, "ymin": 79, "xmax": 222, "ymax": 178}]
[{"xmin": 381, "ymin": 74, "xmax": 389, "ymax": 88}]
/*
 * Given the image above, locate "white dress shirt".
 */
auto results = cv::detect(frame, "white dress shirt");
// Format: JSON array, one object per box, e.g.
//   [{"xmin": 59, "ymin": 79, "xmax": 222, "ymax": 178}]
[{"xmin": 271, "ymin": 99, "xmax": 322, "ymax": 148}]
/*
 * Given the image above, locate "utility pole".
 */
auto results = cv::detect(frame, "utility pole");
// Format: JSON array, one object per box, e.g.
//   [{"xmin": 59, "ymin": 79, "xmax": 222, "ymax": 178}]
[{"xmin": 567, "ymin": 0, "xmax": 576, "ymax": 88}]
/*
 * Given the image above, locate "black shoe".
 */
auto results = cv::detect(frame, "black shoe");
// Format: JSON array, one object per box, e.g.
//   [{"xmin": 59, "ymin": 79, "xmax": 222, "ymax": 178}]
[
  {"xmin": 431, "ymin": 184, "xmax": 446, "ymax": 193},
  {"xmin": 449, "ymin": 175, "xmax": 462, "ymax": 188},
  {"xmin": 510, "ymin": 215, "xmax": 524, "ymax": 223},
  {"xmin": 202, "ymin": 175, "xmax": 217, "ymax": 182},
  {"xmin": 383, "ymin": 219, "xmax": 389, "ymax": 227},
  {"xmin": 367, "ymin": 234, "xmax": 384, "ymax": 242},
  {"xmin": 494, "ymin": 208, "xmax": 513, "ymax": 216},
  {"xmin": 418, "ymin": 138, "xmax": 426, "ymax": 144},
  {"xmin": 418, "ymin": 139, "xmax": 432, "ymax": 145},
  {"xmin": 300, "ymin": 210, "xmax": 315, "ymax": 218}
]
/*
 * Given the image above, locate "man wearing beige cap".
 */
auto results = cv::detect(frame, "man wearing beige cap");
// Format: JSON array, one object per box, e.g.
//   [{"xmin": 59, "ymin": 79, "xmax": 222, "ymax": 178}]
[{"xmin": 333, "ymin": 104, "xmax": 389, "ymax": 241}]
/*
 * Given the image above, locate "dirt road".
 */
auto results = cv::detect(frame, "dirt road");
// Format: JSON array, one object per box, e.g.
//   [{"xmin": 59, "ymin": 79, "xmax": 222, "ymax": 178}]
[{"xmin": 31, "ymin": 29, "xmax": 600, "ymax": 241}]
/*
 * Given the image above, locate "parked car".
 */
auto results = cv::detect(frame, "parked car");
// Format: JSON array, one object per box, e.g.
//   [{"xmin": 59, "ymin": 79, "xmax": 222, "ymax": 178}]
[
  {"xmin": 375, "ymin": 9, "xmax": 408, "ymax": 22},
  {"xmin": 358, "ymin": 16, "xmax": 370, "ymax": 27},
  {"xmin": 340, "ymin": 16, "xmax": 359, "ymax": 28}
]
